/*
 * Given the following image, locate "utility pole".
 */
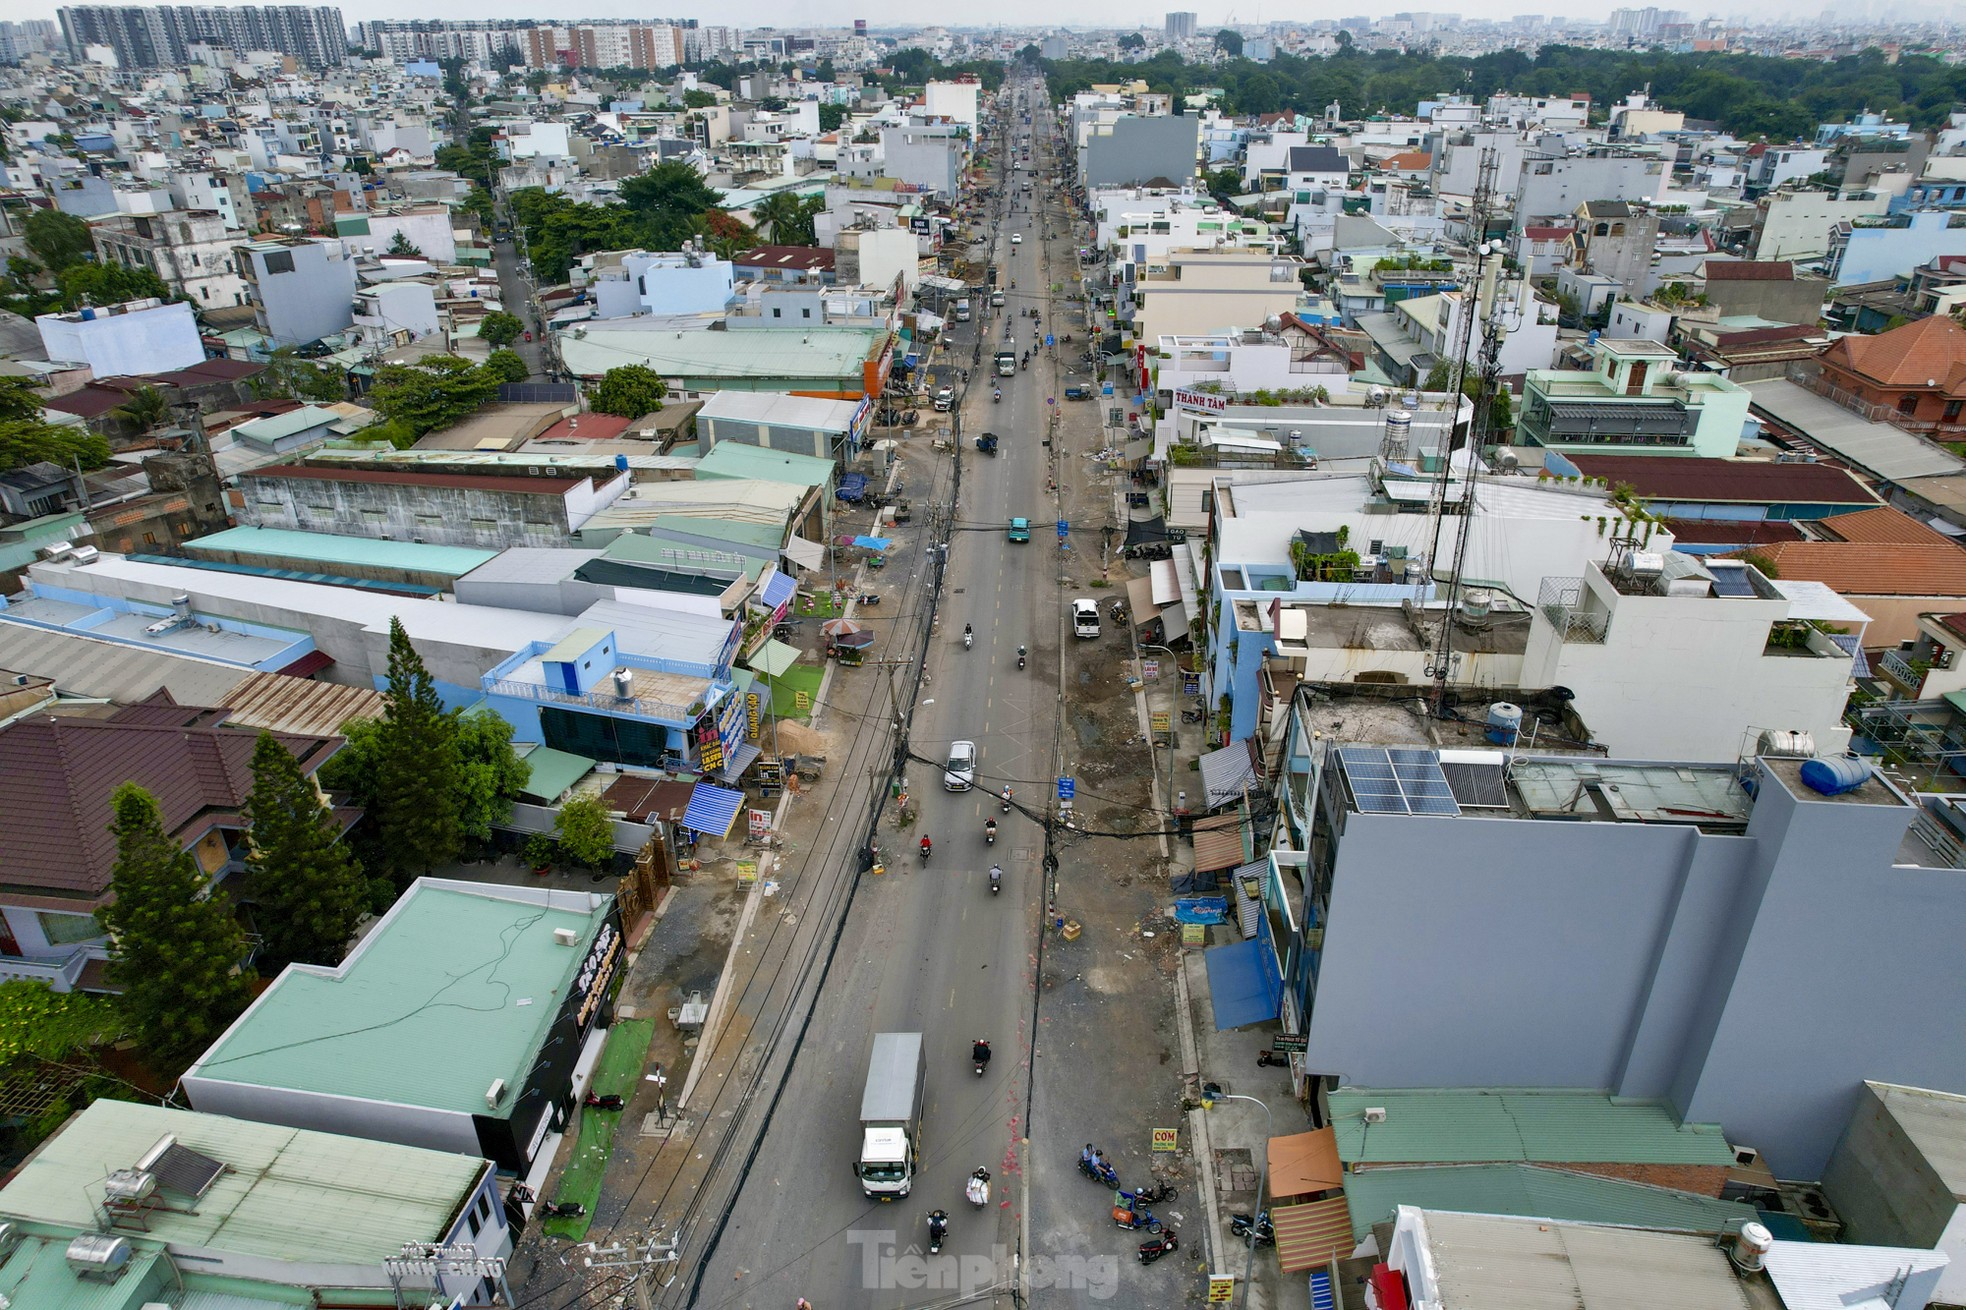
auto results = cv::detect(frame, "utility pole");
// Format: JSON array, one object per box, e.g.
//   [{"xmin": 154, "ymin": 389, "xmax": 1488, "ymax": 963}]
[{"xmin": 580, "ymin": 1230, "xmax": 680, "ymax": 1309}]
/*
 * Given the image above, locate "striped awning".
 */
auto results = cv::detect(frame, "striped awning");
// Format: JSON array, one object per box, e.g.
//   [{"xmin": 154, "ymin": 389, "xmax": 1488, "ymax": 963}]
[
  {"xmin": 1191, "ymin": 812, "xmax": 1245, "ymax": 872},
  {"xmin": 1272, "ymin": 1195, "xmax": 1355, "ymax": 1274},
  {"xmin": 682, "ymin": 782, "xmax": 746, "ymax": 838},
  {"xmin": 712, "ymin": 742, "xmax": 763, "ymax": 784}
]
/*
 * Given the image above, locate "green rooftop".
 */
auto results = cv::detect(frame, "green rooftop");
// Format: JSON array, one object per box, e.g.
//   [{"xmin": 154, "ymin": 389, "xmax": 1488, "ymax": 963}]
[
  {"xmin": 0, "ymin": 1236, "xmax": 169, "ymax": 1310},
  {"xmin": 186, "ymin": 526, "xmax": 497, "ymax": 577},
  {"xmin": 695, "ymin": 441, "xmax": 838, "ymax": 488},
  {"xmin": 1341, "ymin": 1163, "xmax": 1757, "ymax": 1241},
  {"xmin": 232, "ymin": 405, "xmax": 340, "ymax": 445},
  {"xmin": 1326, "ymin": 1090, "xmax": 1737, "ymax": 1166},
  {"xmin": 188, "ymin": 881, "xmax": 610, "ymax": 1116},
  {"xmin": 0, "ymin": 1099, "xmax": 485, "ymax": 1263},
  {"xmin": 651, "ymin": 515, "xmax": 786, "ymax": 550},
  {"xmin": 516, "ymin": 745, "xmax": 595, "ymax": 802}
]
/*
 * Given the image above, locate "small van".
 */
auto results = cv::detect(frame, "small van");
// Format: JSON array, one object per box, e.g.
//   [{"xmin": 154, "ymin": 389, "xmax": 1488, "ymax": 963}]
[{"xmin": 954, "ymin": 298, "xmax": 972, "ymax": 322}]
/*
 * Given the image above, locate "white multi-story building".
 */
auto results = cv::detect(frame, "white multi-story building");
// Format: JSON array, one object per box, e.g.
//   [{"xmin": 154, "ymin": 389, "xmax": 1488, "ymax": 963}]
[
  {"xmin": 36, "ymin": 297, "xmax": 207, "ymax": 376},
  {"xmin": 93, "ymin": 209, "xmax": 251, "ymax": 310}
]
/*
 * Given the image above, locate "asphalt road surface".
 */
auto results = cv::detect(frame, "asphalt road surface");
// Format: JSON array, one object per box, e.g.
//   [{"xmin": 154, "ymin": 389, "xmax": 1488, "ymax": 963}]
[{"xmin": 683, "ymin": 83, "xmax": 1083, "ymax": 1310}]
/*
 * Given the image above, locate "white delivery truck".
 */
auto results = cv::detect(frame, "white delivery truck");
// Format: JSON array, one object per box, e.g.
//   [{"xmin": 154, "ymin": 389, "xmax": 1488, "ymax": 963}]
[{"xmin": 856, "ymin": 1032, "xmax": 926, "ymax": 1200}]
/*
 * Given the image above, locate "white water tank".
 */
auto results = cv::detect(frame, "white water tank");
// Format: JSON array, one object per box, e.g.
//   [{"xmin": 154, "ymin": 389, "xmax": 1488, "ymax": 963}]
[
  {"xmin": 1730, "ymin": 1221, "xmax": 1773, "ymax": 1273},
  {"xmin": 1383, "ymin": 409, "xmax": 1412, "ymax": 457},
  {"xmin": 1461, "ymin": 587, "xmax": 1493, "ymax": 623}
]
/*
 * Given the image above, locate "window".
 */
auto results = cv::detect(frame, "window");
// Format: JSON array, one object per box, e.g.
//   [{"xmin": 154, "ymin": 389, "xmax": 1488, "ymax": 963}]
[
  {"xmin": 802, "ymin": 307, "xmax": 811, "ymax": 318},
  {"xmin": 771, "ymin": 307, "xmax": 781, "ymax": 318},
  {"xmin": 143, "ymin": 532, "xmax": 157, "ymax": 546},
  {"xmin": 1947, "ymin": 401, "xmax": 1963, "ymax": 422},
  {"xmin": 38, "ymin": 911, "xmax": 103, "ymax": 946},
  {"xmin": 1899, "ymin": 394, "xmax": 1920, "ymax": 416},
  {"xmin": 262, "ymin": 250, "xmax": 296, "ymax": 275}
]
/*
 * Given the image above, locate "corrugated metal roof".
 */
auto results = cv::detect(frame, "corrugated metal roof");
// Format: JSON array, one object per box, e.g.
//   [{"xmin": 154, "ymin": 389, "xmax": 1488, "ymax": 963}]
[
  {"xmin": 0, "ymin": 625, "xmax": 249, "ymax": 704},
  {"xmin": 1762, "ymin": 1239, "xmax": 1949, "ymax": 1310},
  {"xmin": 1327, "ymin": 1090, "xmax": 1737, "ymax": 1165},
  {"xmin": 0, "ymin": 1099, "xmax": 482, "ymax": 1263},
  {"xmin": 220, "ymin": 670, "xmax": 385, "ymax": 737},
  {"xmin": 1273, "ymin": 1194, "xmax": 1354, "ymax": 1273},
  {"xmin": 1191, "ymin": 811, "xmax": 1246, "ymax": 872},
  {"xmin": 187, "ymin": 882, "xmax": 608, "ymax": 1115},
  {"xmin": 1747, "ymin": 379, "xmax": 1965, "ymax": 483},
  {"xmin": 1420, "ymin": 1211, "xmax": 1759, "ymax": 1310},
  {"xmin": 0, "ymin": 1236, "xmax": 166, "ymax": 1309},
  {"xmin": 1343, "ymin": 1164, "xmax": 1757, "ymax": 1241},
  {"xmin": 187, "ymin": 526, "xmax": 498, "ymax": 576},
  {"xmin": 515, "ymin": 744, "xmax": 594, "ymax": 803}
]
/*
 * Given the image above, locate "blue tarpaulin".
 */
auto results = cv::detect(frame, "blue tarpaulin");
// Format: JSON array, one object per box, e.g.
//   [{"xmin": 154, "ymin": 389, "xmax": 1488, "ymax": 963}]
[
  {"xmin": 1205, "ymin": 937, "xmax": 1282, "ymax": 1030},
  {"xmin": 1174, "ymin": 897, "xmax": 1229, "ymax": 924},
  {"xmin": 851, "ymin": 536, "xmax": 892, "ymax": 551},
  {"xmin": 682, "ymin": 782, "xmax": 746, "ymax": 838},
  {"xmin": 760, "ymin": 570, "xmax": 797, "ymax": 609},
  {"xmin": 837, "ymin": 473, "xmax": 869, "ymax": 502}
]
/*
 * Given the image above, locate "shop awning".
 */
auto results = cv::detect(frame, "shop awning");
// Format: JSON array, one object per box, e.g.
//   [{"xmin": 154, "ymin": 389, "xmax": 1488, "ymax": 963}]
[
  {"xmin": 712, "ymin": 742, "xmax": 763, "ymax": 784},
  {"xmin": 759, "ymin": 569, "xmax": 797, "ymax": 609},
  {"xmin": 1125, "ymin": 575, "xmax": 1161, "ymax": 624},
  {"xmin": 747, "ymin": 638, "xmax": 802, "ymax": 679},
  {"xmin": 682, "ymin": 782, "xmax": 746, "ymax": 838},
  {"xmin": 1191, "ymin": 812, "xmax": 1245, "ymax": 872},
  {"xmin": 1272, "ymin": 1195, "xmax": 1355, "ymax": 1273},
  {"xmin": 275, "ymin": 648, "xmax": 335, "ymax": 678},
  {"xmin": 1204, "ymin": 935, "xmax": 1281, "ymax": 1030},
  {"xmin": 516, "ymin": 747, "xmax": 596, "ymax": 804},
  {"xmin": 783, "ymin": 535, "xmax": 826, "ymax": 570},
  {"xmin": 1269, "ymin": 1128, "xmax": 1343, "ymax": 1200},
  {"xmin": 1201, "ymin": 739, "xmax": 1261, "ymax": 810}
]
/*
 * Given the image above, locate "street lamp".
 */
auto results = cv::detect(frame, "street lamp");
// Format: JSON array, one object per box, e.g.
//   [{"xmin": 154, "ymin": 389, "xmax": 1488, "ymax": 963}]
[{"xmin": 1202, "ymin": 1081, "xmax": 1272, "ymax": 1310}]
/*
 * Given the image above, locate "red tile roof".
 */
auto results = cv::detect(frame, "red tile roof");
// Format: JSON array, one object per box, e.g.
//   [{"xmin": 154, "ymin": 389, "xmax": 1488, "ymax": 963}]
[
  {"xmin": 1702, "ymin": 260, "xmax": 1794, "ymax": 281},
  {"xmin": 1382, "ymin": 150, "xmax": 1432, "ymax": 171},
  {"xmin": 1821, "ymin": 314, "xmax": 1966, "ymax": 390},
  {"xmin": 1562, "ymin": 455, "xmax": 1876, "ymax": 506},
  {"xmin": 534, "ymin": 413, "xmax": 634, "ymax": 442},
  {"xmin": 1741, "ymin": 541, "xmax": 1966, "ymax": 596},
  {"xmin": 1811, "ymin": 505, "xmax": 1961, "ymax": 547},
  {"xmin": 1661, "ymin": 518, "xmax": 1806, "ymax": 547},
  {"xmin": 240, "ymin": 465, "xmax": 586, "ymax": 495},
  {"xmin": 1935, "ymin": 612, "xmax": 1966, "ymax": 640},
  {"xmin": 1523, "ymin": 226, "xmax": 1575, "ymax": 240},
  {"xmin": 0, "ymin": 692, "xmax": 339, "ymax": 900}
]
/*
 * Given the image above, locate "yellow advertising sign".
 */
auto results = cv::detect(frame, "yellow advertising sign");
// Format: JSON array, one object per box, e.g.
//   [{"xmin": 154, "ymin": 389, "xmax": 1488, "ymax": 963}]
[
  {"xmin": 747, "ymin": 692, "xmax": 761, "ymax": 739},
  {"xmin": 795, "ymin": 691, "xmax": 811, "ymax": 711},
  {"xmin": 1151, "ymin": 1127, "xmax": 1179, "ymax": 1152},
  {"xmin": 1207, "ymin": 1275, "xmax": 1236, "ymax": 1303}
]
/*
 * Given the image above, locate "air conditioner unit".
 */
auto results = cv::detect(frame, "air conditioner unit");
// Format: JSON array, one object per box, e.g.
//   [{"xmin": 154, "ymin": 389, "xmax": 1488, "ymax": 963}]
[
  {"xmin": 553, "ymin": 927, "xmax": 578, "ymax": 947},
  {"xmin": 1733, "ymin": 1145, "xmax": 1760, "ymax": 1168},
  {"xmin": 485, "ymin": 1078, "xmax": 506, "ymax": 1108},
  {"xmin": 1363, "ymin": 1107, "xmax": 1387, "ymax": 1124}
]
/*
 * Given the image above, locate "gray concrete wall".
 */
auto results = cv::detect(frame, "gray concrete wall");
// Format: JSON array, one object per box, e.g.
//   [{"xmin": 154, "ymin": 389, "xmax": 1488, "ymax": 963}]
[
  {"xmin": 1821, "ymin": 1084, "xmax": 1954, "ymax": 1248},
  {"xmin": 700, "ymin": 415, "xmax": 832, "ymax": 460},
  {"xmin": 1704, "ymin": 277, "xmax": 1830, "ymax": 327},
  {"xmin": 239, "ymin": 476, "xmax": 574, "ymax": 550},
  {"xmin": 1515, "ymin": 156, "xmax": 1665, "ymax": 224},
  {"xmin": 1084, "ymin": 115, "xmax": 1201, "ymax": 188}
]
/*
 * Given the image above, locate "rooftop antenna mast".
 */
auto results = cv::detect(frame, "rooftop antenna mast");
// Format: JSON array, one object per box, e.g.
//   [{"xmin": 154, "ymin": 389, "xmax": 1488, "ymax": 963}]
[{"xmin": 1425, "ymin": 145, "xmax": 1501, "ymax": 716}]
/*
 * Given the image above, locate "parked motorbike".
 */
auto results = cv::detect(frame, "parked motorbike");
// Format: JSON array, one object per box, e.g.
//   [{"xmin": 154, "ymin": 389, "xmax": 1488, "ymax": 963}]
[
  {"xmin": 542, "ymin": 1201, "xmax": 585, "ymax": 1218},
  {"xmin": 927, "ymin": 1209, "xmax": 949, "ymax": 1254},
  {"xmin": 989, "ymin": 865, "xmax": 1001, "ymax": 896},
  {"xmin": 1230, "ymin": 1211, "xmax": 1276, "ymax": 1246},
  {"xmin": 1181, "ymin": 708, "xmax": 1205, "ymax": 724},
  {"xmin": 858, "ymin": 593, "xmax": 882, "ymax": 606},
  {"xmin": 1112, "ymin": 1204, "xmax": 1163, "ymax": 1234},
  {"xmin": 583, "ymin": 1091, "xmax": 624, "ymax": 1110},
  {"xmin": 1078, "ymin": 1155, "xmax": 1120, "ymax": 1187},
  {"xmin": 1137, "ymin": 1230, "xmax": 1180, "ymax": 1265},
  {"xmin": 1017, "ymin": 646, "xmax": 1026, "ymax": 669},
  {"xmin": 1123, "ymin": 1181, "xmax": 1177, "ymax": 1205},
  {"xmin": 966, "ymin": 1168, "xmax": 992, "ymax": 1208}
]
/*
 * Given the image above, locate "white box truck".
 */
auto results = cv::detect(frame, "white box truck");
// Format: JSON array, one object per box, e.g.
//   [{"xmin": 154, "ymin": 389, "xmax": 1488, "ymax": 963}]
[{"xmin": 856, "ymin": 1032, "xmax": 926, "ymax": 1200}]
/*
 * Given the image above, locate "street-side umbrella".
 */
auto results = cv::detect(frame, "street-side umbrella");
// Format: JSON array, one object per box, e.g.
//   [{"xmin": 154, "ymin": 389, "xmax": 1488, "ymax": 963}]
[
  {"xmin": 820, "ymin": 618, "xmax": 864, "ymax": 639},
  {"xmin": 831, "ymin": 629, "xmax": 877, "ymax": 650}
]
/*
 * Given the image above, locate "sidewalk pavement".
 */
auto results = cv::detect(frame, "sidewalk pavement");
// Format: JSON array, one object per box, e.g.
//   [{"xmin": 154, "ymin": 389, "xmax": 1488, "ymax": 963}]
[{"xmin": 1174, "ymin": 917, "xmax": 1309, "ymax": 1310}]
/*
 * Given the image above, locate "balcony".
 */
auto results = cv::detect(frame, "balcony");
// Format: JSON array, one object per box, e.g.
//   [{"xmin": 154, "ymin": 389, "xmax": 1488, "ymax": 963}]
[
  {"xmin": 1879, "ymin": 648, "xmax": 1929, "ymax": 694},
  {"xmin": 1538, "ymin": 576, "xmax": 1608, "ymax": 643},
  {"xmin": 0, "ymin": 943, "xmax": 109, "ymax": 993}
]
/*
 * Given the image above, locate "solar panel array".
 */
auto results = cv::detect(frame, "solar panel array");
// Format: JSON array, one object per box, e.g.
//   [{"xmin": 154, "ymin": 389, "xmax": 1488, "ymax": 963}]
[{"xmin": 1336, "ymin": 746, "xmax": 1462, "ymax": 817}]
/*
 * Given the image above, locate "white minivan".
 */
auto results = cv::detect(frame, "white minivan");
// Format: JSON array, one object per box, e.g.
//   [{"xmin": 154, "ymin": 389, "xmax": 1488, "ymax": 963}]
[{"xmin": 1072, "ymin": 598, "xmax": 1100, "ymax": 639}]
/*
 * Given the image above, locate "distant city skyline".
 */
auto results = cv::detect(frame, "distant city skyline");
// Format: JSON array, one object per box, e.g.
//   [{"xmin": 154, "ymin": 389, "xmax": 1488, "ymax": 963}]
[{"xmin": 17, "ymin": 0, "xmax": 1966, "ymax": 36}]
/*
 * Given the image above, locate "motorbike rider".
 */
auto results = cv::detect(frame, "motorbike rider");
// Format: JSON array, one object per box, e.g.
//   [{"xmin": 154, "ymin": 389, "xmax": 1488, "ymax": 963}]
[
  {"xmin": 920, "ymin": 834, "xmax": 932, "ymax": 858},
  {"xmin": 972, "ymin": 1038, "xmax": 992, "ymax": 1067},
  {"xmin": 1081, "ymin": 1143, "xmax": 1099, "ymax": 1167}
]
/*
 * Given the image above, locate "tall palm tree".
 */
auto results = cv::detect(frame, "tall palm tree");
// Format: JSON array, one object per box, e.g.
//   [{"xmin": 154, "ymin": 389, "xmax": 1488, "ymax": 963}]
[
  {"xmin": 111, "ymin": 385, "xmax": 170, "ymax": 434},
  {"xmin": 751, "ymin": 193, "xmax": 822, "ymax": 246}
]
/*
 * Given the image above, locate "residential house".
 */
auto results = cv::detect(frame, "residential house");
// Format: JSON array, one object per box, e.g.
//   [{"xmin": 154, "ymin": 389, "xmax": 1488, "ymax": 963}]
[
  {"xmin": 236, "ymin": 236, "xmax": 359, "ymax": 348},
  {"xmin": 91, "ymin": 209, "xmax": 250, "ymax": 311},
  {"xmin": 696, "ymin": 390, "xmax": 866, "ymax": 462},
  {"xmin": 1558, "ymin": 453, "xmax": 1878, "ymax": 523},
  {"xmin": 1809, "ymin": 314, "xmax": 1966, "ymax": 438},
  {"xmin": 35, "ymin": 297, "xmax": 205, "ymax": 377},
  {"xmin": 1512, "ymin": 224, "xmax": 1575, "ymax": 276},
  {"xmin": 1571, "ymin": 200, "xmax": 1660, "ymax": 297},
  {"xmin": 1517, "ymin": 337, "xmax": 1754, "ymax": 459},
  {"xmin": 1822, "ymin": 1082, "xmax": 1966, "ymax": 1304},
  {"xmin": 0, "ymin": 1099, "xmax": 512, "ymax": 1307},
  {"xmin": 0, "ymin": 691, "xmax": 340, "ymax": 992}
]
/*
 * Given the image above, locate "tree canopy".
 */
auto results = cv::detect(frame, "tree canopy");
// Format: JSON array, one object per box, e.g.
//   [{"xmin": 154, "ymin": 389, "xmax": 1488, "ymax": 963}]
[
  {"xmin": 23, "ymin": 209, "xmax": 93, "ymax": 273},
  {"xmin": 0, "ymin": 376, "xmax": 110, "ymax": 473},
  {"xmin": 554, "ymin": 793, "xmax": 615, "ymax": 869},
  {"xmin": 371, "ymin": 619, "xmax": 462, "ymax": 881},
  {"xmin": 368, "ymin": 355, "xmax": 502, "ymax": 435},
  {"xmin": 508, "ymin": 161, "xmax": 738, "ymax": 282},
  {"xmin": 591, "ymin": 364, "xmax": 667, "ymax": 418},
  {"xmin": 1044, "ymin": 44, "xmax": 1966, "ymax": 137},
  {"xmin": 478, "ymin": 309, "xmax": 524, "ymax": 348},
  {"xmin": 243, "ymin": 731, "xmax": 366, "ymax": 971}
]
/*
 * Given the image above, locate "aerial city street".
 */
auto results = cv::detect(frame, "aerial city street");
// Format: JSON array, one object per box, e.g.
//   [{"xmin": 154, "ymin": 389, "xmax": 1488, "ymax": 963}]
[{"xmin": 0, "ymin": 6, "xmax": 1963, "ymax": 1310}]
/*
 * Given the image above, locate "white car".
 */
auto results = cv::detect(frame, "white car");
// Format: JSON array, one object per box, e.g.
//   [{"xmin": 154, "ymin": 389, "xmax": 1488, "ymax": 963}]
[
  {"xmin": 944, "ymin": 740, "xmax": 978, "ymax": 791},
  {"xmin": 1072, "ymin": 598, "xmax": 1100, "ymax": 639},
  {"xmin": 933, "ymin": 386, "xmax": 955, "ymax": 411},
  {"xmin": 1010, "ymin": 233, "xmax": 1023, "ymax": 245}
]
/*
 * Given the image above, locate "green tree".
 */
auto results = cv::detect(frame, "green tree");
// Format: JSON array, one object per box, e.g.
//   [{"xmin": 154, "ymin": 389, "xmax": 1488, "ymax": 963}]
[
  {"xmin": 455, "ymin": 709, "xmax": 531, "ymax": 843},
  {"xmin": 373, "ymin": 618, "xmax": 462, "ymax": 880},
  {"xmin": 1214, "ymin": 29, "xmax": 1244, "ymax": 57},
  {"xmin": 818, "ymin": 103, "xmax": 848, "ymax": 132},
  {"xmin": 482, "ymin": 349, "xmax": 528, "ymax": 385},
  {"xmin": 254, "ymin": 345, "xmax": 346, "ymax": 402},
  {"xmin": 385, "ymin": 230, "xmax": 424, "ymax": 258},
  {"xmin": 0, "ymin": 981, "xmax": 124, "ymax": 1151},
  {"xmin": 369, "ymin": 356, "xmax": 501, "ymax": 434},
  {"xmin": 97, "ymin": 783, "xmax": 253, "ymax": 1068},
  {"xmin": 56, "ymin": 261, "xmax": 171, "ymax": 310},
  {"xmin": 591, "ymin": 364, "xmax": 667, "ymax": 417},
  {"xmin": 24, "ymin": 209, "xmax": 93, "ymax": 273},
  {"xmin": 554, "ymin": 793, "xmax": 615, "ymax": 869},
  {"xmin": 751, "ymin": 192, "xmax": 823, "ymax": 245},
  {"xmin": 478, "ymin": 309, "xmax": 525, "ymax": 348},
  {"xmin": 682, "ymin": 88, "xmax": 718, "ymax": 108},
  {"xmin": 1118, "ymin": 33, "xmax": 1147, "ymax": 51},
  {"xmin": 243, "ymin": 731, "xmax": 366, "ymax": 970},
  {"xmin": 111, "ymin": 385, "xmax": 170, "ymax": 434}
]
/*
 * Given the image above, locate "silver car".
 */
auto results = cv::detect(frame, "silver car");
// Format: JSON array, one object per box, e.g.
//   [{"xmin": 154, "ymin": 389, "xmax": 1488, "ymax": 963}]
[{"xmin": 943, "ymin": 740, "xmax": 977, "ymax": 791}]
